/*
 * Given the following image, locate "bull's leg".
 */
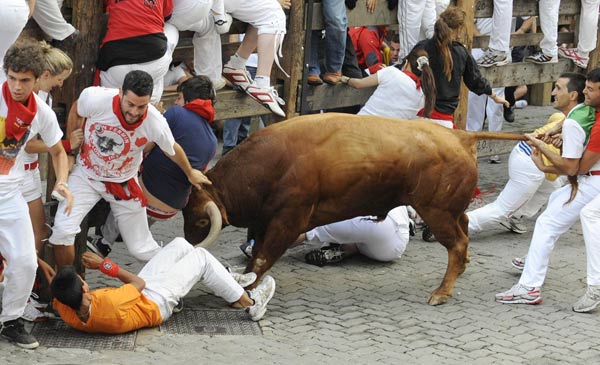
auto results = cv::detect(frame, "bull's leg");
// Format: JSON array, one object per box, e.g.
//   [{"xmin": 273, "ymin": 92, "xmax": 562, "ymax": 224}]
[
  {"xmin": 244, "ymin": 217, "xmax": 306, "ymax": 289},
  {"xmin": 459, "ymin": 213, "xmax": 471, "ymax": 265},
  {"xmin": 418, "ymin": 209, "xmax": 470, "ymax": 306}
]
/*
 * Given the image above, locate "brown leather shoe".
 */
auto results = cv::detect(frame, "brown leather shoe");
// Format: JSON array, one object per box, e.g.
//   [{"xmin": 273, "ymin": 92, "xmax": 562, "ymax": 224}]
[
  {"xmin": 322, "ymin": 71, "xmax": 342, "ymax": 85},
  {"xmin": 307, "ymin": 74, "xmax": 323, "ymax": 85}
]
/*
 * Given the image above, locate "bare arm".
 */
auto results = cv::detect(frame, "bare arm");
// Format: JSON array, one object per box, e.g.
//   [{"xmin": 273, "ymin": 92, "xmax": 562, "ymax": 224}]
[
  {"xmin": 28, "ymin": 0, "xmax": 36, "ymax": 17},
  {"xmin": 526, "ymin": 133, "xmax": 580, "ymax": 175},
  {"xmin": 341, "ymin": 74, "xmax": 379, "ymax": 89},
  {"xmin": 25, "ymin": 130, "xmax": 83, "ymax": 154},
  {"xmin": 82, "ymin": 252, "xmax": 146, "ymax": 292},
  {"xmin": 48, "ymin": 141, "xmax": 74, "ymax": 215},
  {"xmin": 578, "ymin": 150, "xmax": 600, "ymax": 174}
]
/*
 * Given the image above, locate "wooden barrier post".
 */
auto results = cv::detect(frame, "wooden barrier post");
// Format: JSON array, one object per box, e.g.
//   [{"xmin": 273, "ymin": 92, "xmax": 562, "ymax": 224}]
[{"xmin": 454, "ymin": 0, "xmax": 475, "ymax": 130}]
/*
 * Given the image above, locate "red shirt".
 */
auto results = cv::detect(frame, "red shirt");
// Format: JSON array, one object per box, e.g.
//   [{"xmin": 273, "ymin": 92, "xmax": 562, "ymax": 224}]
[
  {"xmin": 102, "ymin": 0, "xmax": 173, "ymax": 46},
  {"xmin": 586, "ymin": 114, "xmax": 600, "ymax": 153}
]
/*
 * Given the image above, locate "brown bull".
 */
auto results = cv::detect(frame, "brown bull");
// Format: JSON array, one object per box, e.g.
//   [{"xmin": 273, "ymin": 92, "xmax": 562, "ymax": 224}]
[{"xmin": 183, "ymin": 113, "xmax": 526, "ymax": 305}]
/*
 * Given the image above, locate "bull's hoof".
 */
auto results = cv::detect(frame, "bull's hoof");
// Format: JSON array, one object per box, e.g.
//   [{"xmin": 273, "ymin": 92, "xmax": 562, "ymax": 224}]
[
  {"xmin": 466, "ymin": 250, "xmax": 471, "ymax": 263},
  {"xmin": 427, "ymin": 293, "xmax": 449, "ymax": 305}
]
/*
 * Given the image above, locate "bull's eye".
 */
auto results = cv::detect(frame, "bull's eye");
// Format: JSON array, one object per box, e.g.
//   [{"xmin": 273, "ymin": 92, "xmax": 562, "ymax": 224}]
[{"xmin": 198, "ymin": 219, "xmax": 210, "ymax": 227}]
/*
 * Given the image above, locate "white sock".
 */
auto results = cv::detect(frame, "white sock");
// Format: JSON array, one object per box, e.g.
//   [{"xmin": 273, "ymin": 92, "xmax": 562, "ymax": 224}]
[
  {"xmin": 228, "ymin": 53, "xmax": 247, "ymax": 70},
  {"xmin": 254, "ymin": 75, "xmax": 270, "ymax": 88}
]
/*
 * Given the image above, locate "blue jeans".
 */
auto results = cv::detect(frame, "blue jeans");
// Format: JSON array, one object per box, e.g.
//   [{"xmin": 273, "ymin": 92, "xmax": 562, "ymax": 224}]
[{"xmin": 309, "ymin": 0, "xmax": 347, "ymax": 75}]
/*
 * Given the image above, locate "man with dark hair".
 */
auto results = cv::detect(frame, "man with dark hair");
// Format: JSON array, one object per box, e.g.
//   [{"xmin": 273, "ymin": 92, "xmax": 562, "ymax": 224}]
[
  {"xmin": 0, "ymin": 42, "xmax": 73, "ymax": 349},
  {"xmin": 389, "ymin": 33, "xmax": 400, "ymax": 65},
  {"xmin": 89, "ymin": 75, "xmax": 218, "ymax": 256},
  {"xmin": 49, "ymin": 70, "xmax": 210, "ymax": 270},
  {"xmin": 496, "ymin": 71, "xmax": 599, "ymax": 306},
  {"xmin": 52, "ymin": 238, "xmax": 276, "ymax": 333}
]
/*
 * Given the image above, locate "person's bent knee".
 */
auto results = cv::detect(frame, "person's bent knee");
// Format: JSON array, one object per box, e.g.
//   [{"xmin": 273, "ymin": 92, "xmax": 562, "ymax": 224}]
[{"xmin": 255, "ymin": 11, "xmax": 286, "ymax": 35}]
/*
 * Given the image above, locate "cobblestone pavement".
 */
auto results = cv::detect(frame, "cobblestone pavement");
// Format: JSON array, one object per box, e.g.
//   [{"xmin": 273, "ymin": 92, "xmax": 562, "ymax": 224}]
[{"xmin": 3, "ymin": 107, "xmax": 600, "ymax": 364}]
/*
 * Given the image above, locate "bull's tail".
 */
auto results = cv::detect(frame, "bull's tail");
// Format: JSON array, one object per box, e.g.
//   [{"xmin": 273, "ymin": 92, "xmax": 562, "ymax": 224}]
[{"xmin": 462, "ymin": 130, "xmax": 527, "ymax": 142}]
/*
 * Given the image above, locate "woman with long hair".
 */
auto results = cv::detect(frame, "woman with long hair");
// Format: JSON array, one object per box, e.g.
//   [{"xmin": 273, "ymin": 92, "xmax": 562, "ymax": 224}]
[
  {"xmin": 341, "ymin": 47, "xmax": 436, "ymax": 119},
  {"xmin": 415, "ymin": 6, "xmax": 508, "ymax": 128}
]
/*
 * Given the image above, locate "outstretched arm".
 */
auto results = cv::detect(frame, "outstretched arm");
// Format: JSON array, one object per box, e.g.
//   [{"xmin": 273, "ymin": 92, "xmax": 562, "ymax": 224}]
[{"xmin": 81, "ymin": 252, "xmax": 146, "ymax": 292}]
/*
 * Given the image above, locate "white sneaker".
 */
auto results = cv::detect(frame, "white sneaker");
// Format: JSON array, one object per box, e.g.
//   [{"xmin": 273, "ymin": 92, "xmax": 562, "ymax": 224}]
[
  {"xmin": 230, "ymin": 271, "xmax": 257, "ymax": 287},
  {"xmin": 245, "ymin": 85, "xmax": 286, "ymax": 117},
  {"xmin": 21, "ymin": 302, "xmax": 47, "ymax": 322},
  {"xmin": 247, "ymin": 275, "xmax": 276, "ymax": 321},
  {"xmin": 573, "ymin": 285, "xmax": 600, "ymax": 313},
  {"xmin": 222, "ymin": 65, "xmax": 253, "ymax": 91},
  {"xmin": 515, "ymin": 100, "xmax": 528, "ymax": 109},
  {"xmin": 213, "ymin": 77, "xmax": 227, "ymax": 91}
]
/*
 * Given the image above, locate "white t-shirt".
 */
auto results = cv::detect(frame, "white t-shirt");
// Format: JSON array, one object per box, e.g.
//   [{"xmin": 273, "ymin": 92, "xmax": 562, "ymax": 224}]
[
  {"xmin": 0, "ymin": 88, "xmax": 62, "ymax": 197},
  {"xmin": 76, "ymin": 87, "xmax": 175, "ymax": 182},
  {"xmin": 22, "ymin": 90, "xmax": 54, "ymax": 165},
  {"xmin": 561, "ymin": 105, "xmax": 589, "ymax": 159},
  {"xmin": 358, "ymin": 67, "xmax": 425, "ymax": 119},
  {"xmin": 163, "ymin": 64, "xmax": 187, "ymax": 87}
]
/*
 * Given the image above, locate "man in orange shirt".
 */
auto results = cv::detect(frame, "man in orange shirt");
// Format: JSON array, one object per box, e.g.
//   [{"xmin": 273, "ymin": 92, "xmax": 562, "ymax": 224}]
[{"xmin": 51, "ymin": 238, "xmax": 275, "ymax": 334}]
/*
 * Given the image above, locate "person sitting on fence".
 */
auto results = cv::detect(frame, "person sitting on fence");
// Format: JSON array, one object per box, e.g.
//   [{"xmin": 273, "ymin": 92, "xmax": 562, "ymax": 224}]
[
  {"xmin": 97, "ymin": 0, "xmax": 175, "ymax": 103},
  {"xmin": 0, "ymin": 41, "xmax": 73, "ymax": 350},
  {"xmin": 395, "ymin": 0, "xmax": 436, "ymax": 61},
  {"xmin": 558, "ymin": 0, "xmax": 600, "ymax": 69},
  {"xmin": 32, "ymin": 0, "xmax": 79, "ymax": 50},
  {"xmin": 49, "ymin": 70, "xmax": 210, "ymax": 271},
  {"xmin": 88, "ymin": 75, "xmax": 218, "ymax": 257},
  {"xmin": 51, "ymin": 238, "xmax": 276, "ymax": 334},
  {"xmin": 0, "ymin": 0, "xmax": 33, "ymax": 80},
  {"xmin": 219, "ymin": 0, "xmax": 290, "ymax": 117},
  {"xmin": 524, "ymin": 0, "xmax": 559, "ymax": 64},
  {"xmin": 476, "ymin": 0, "xmax": 512, "ymax": 68}
]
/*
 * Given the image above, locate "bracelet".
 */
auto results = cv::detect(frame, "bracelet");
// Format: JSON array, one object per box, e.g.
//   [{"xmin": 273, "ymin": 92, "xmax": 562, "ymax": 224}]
[
  {"xmin": 57, "ymin": 182, "xmax": 69, "ymax": 189},
  {"xmin": 99, "ymin": 258, "xmax": 119, "ymax": 277}
]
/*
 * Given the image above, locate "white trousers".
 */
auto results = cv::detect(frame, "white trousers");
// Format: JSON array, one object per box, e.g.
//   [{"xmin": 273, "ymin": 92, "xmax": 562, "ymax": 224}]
[
  {"xmin": 468, "ymin": 147, "xmax": 564, "ymax": 233},
  {"xmin": 49, "ymin": 166, "xmax": 161, "ymax": 262},
  {"xmin": 169, "ymin": 0, "xmax": 212, "ymax": 31},
  {"xmin": 305, "ymin": 207, "xmax": 410, "ymax": 262},
  {"xmin": 488, "ymin": 0, "xmax": 512, "ymax": 53},
  {"xmin": 99, "ymin": 47, "xmax": 172, "ymax": 104},
  {"xmin": 466, "ymin": 87, "xmax": 505, "ymax": 132},
  {"xmin": 189, "ymin": 16, "xmax": 223, "ymax": 85},
  {"xmin": 0, "ymin": 192, "xmax": 38, "ymax": 323},
  {"xmin": 397, "ymin": 0, "xmax": 436, "ymax": 59},
  {"xmin": 0, "ymin": 0, "xmax": 29, "ymax": 76},
  {"xmin": 582, "ymin": 193, "xmax": 600, "ymax": 285},
  {"xmin": 539, "ymin": 0, "xmax": 560, "ymax": 56},
  {"xmin": 578, "ymin": 0, "xmax": 600, "ymax": 53},
  {"xmin": 140, "ymin": 238, "xmax": 244, "ymax": 320},
  {"xmin": 520, "ymin": 175, "xmax": 600, "ymax": 288},
  {"xmin": 32, "ymin": 0, "xmax": 76, "ymax": 41}
]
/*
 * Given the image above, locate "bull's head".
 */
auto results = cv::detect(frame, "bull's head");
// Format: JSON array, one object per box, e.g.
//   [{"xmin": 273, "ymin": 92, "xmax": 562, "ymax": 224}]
[{"xmin": 183, "ymin": 186, "xmax": 228, "ymax": 248}]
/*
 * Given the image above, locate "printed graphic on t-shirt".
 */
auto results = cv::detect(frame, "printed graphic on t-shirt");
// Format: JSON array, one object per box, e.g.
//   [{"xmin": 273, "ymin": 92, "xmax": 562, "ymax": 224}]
[
  {"xmin": 0, "ymin": 115, "xmax": 30, "ymax": 175},
  {"xmin": 80, "ymin": 122, "xmax": 134, "ymax": 178}
]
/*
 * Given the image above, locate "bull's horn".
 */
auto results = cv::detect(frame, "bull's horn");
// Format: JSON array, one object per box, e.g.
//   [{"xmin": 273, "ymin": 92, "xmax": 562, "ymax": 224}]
[{"xmin": 195, "ymin": 201, "xmax": 223, "ymax": 248}]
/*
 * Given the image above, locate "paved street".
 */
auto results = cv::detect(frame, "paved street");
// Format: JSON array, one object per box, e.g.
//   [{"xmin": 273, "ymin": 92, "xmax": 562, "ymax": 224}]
[{"xmin": 2, "ymin": 106, "xmax": 600, "ymax": 364}]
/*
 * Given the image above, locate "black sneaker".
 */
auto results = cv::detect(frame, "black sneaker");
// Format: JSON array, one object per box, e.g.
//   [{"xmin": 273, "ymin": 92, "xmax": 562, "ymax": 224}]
[
  {"xmin": 305, "ymin": 244, "xmax": 346, "ymax": 266},
  {"xmin": 1, "ymin": 319, "xmax": 39, "ymax": 349},
  {"xmin": 422, "ymin": 225, "xmax": 437, "ymax": 242},
  {"xmin": 86, "ymin": 237, "xmax": 111, "ymax": 258},
  {"xmin": 503, "ymin": 105, "xmax": 515, "ymax": 123},
  {"xmin": 524, "ymin": 51, "xmax": 558, "ymax": 64}
]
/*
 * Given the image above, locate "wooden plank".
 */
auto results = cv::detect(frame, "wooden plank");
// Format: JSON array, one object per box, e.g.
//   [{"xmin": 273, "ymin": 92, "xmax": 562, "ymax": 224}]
[
  {"xmin": 161, "ymin": 88, "xmax": 280, "ymax": 120},
  {"xmin": 473, "ymin": 32, "xmax": 575, "ymax": 49},
  {"xmin": 454, "ymin": 0, "xmax": 475, "ymax": 130},
  {"xmin": 281, "ymin": 0, "xmax": 305, "ymax": 118},
  {"xmin": 480, "ymin": 59, "xmax": 578, "ymax": 88},
  {"xmin": 473, "ymin": 0, "xmax": 580, "ymax": 18},
  {"xmin": 310, "ymin": 0, "xmax": 581, "ymax": 29},
  {"xmin": 172, "ymin": 42, "xmax": 239, "ymax": 63},
  {"xmin": 302, "ymin": 84, "xmax": 375, "ymax": 111}
]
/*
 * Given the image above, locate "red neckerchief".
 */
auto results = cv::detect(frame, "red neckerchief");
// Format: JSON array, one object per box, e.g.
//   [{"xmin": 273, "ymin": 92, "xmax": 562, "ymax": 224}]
[
  {"xmin": 112, "ymin": 94, "xmax": 147, "ymax": 131},
  {"xmin": 403, "ymin": 71, "xmax": 421, "ymax": 90},
  {"xmin": 103, "ymin": 178, "xmax": 147, "ymax": 207},
  {"xmin": 2, "ymin": 82, "xmax": 37, "ymax": 141},
  {"xmin": 183, "ymin": 99, "xmax": 215, "ymax": 124}
]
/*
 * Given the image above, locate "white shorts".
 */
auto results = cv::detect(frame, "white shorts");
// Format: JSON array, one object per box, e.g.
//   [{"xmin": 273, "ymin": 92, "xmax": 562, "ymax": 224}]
[{"xmin": 20, "ymin": 168, "xmax": 43, "ymax": 203}]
